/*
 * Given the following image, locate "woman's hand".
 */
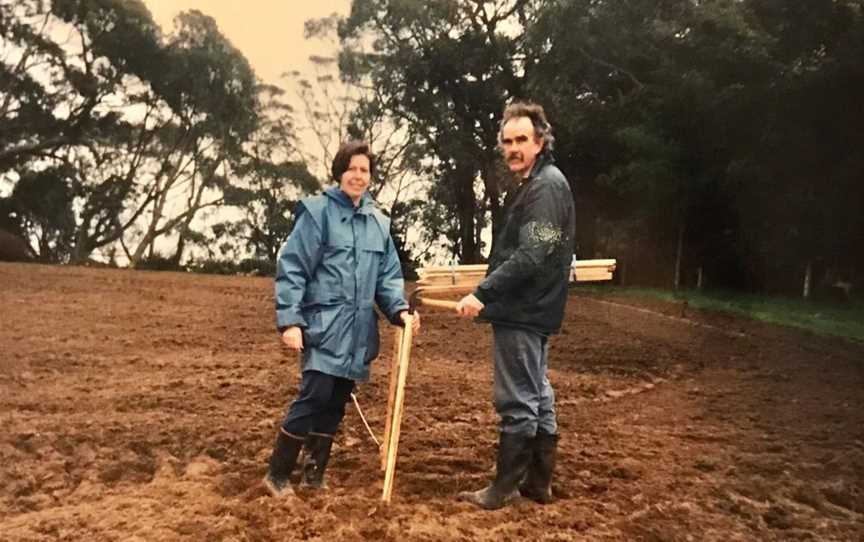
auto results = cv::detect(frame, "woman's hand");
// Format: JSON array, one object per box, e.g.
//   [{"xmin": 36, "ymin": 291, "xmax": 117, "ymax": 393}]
[
  {"xmin": 281, "ymin": 326, "xmax": 304, "ymax": 351},
  {"xmin": 399, "ymin": 310, "xmax": 421, "ymax": 335}
]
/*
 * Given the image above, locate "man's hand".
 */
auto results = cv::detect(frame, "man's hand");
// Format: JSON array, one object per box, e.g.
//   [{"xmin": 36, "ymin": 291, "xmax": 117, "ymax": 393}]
[
  {"xmin": 456, "ymin": 294, "xmax": 484, "ymax": 318},
  {"xmin": 399, "ymin": 310, "xmax": 421, "ymax": 334},
  {"xmin": 281, "ymin": 326, "xmax": 304, "ymax": 351}
]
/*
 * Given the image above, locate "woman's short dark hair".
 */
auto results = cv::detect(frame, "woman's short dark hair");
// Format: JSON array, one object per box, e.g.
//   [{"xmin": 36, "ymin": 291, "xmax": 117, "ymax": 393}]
[{"xmin": 331, "ymin": 140, "xmax": 376, "ymax": 181}]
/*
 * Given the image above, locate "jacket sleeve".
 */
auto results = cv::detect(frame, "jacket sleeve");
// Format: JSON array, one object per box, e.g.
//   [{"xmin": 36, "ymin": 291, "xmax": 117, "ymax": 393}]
[
  {"xmin": 375, "ymin": 234, "xmax": 409, "ymax": 325},
  {"xmin": 274, "ymin": 205, "xmax": 324, "ymax": 330},
  {"xmin": 474, "ymin": 181, "xmax": 567, "ymax": 304}
]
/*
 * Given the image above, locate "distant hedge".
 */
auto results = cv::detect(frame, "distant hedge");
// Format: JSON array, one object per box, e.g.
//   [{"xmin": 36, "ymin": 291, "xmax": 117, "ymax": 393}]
[
  {"xmin": 186, "ymin": 257, "xmax": 276, "ymax": 277},
  {"xmin": 134, "ymin": 256, "xmax": 276, "ymax": 277}
]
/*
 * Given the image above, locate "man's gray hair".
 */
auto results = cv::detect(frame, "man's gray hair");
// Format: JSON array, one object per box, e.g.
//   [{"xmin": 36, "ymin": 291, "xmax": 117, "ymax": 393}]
[{"xmin": 499, "ymin": 101, "xmax": 555, "ymax": 152}]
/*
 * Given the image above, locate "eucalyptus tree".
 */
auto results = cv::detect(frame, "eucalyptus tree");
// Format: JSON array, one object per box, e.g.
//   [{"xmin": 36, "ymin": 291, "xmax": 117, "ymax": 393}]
[
  {"xmin": 119, "ymin": 9, "xmax": 258, "ymax": 266},
  {"xmin": 214, "ymin": 84, "xmax": 319, "ymax": 263},
  {"xmin": 294, "ymin": 12, "xmax": 431, "ymax": 270},
  {"xmin": 337, "ymin": 0, "xmax": 542, "ymax": 263},
  {"xmin": 1, "ymin": 1, "xmax": 259, "ymax": 264},
  {"xmin": 1, "ymin": 0, "xmax": 165, "ymax": 261}
]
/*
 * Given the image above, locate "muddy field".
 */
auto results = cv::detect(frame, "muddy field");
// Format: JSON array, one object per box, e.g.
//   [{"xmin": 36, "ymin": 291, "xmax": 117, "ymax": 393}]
[{"xmin": 1, "ymin": 262, "xmax": 863, "ymax": 541}]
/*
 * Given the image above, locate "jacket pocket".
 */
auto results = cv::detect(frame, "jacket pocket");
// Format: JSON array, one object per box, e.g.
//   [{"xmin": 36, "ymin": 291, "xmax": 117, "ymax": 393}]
[
  {"xmin": 361, "ymin": 309, "xmax": 380, "ymax": 364},
  {"xmin": 359, "ymin": 220, "xmax": 385, "ymax": 271},
  {"xmin": 302, "ymin": 304, "xmax": 343, "ymax": 350},
  {"xmin": 359, "ymin": 232, "xmax": 384, "ymax": 263}
]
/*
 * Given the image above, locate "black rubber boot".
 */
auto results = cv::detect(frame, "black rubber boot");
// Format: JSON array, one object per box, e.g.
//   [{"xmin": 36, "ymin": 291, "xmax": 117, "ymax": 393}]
[
  {"xmin": 301, "ymin": 432, "xmax": 334, "ymax": 489},
  {"xmin": 262, "ymin": 429, "xmax": 304, "ymax": 498},
  {"xmin": 458, "ymin": 432, "xmax": 533, "ymax": 510},
  {"xmin": 519, "ymin": 431, "xmax": 558, "ymax": 504}
]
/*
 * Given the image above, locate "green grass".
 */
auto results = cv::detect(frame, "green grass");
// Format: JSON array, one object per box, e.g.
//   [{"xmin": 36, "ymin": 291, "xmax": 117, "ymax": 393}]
[{"xmin": 575, "ymin": 285, "xmax": 864, "ymax": 342}]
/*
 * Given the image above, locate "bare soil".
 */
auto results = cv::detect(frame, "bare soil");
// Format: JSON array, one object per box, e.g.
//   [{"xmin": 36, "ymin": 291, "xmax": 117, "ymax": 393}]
[{"xmin": 1, "ymin": 262, "xmax": 862, "ymax": 541}]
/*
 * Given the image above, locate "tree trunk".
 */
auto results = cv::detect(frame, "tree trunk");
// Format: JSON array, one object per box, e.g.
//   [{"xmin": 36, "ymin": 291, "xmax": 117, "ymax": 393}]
[
  {"xmin": 130, "ymin": 197, "xmax": 164, "ymax": 266},
  {"xmin": 456, "ymin": 168, "xmax": 478, "ymax": 264},
  {"xmin": 482, "ymin": 159, "xmax": 504, "ymax": 259},
  {"xmin": 130, "ymin": 230, "xmax": 156, "ymax": 266},
  {"xmin": 170, "ymin": 211, "xmax": 200, "ymax": 267},
  {"xmin": 673, "ymin": 222, "xmax": 685, "ymax": 291},
  {"xmin": 171, "ymin": 232, "xmax": 186, "ymax": 267},
  {"xmin": 696, "ymin": 266, "xmax": 704, "ymax": 290},
  {"xmin": 70, "ymin": 222, "xmax": 92, "ymax": 264},
  {"xmin": 803, "ymin": 260, "xmax": 813, "ymax": 299}
]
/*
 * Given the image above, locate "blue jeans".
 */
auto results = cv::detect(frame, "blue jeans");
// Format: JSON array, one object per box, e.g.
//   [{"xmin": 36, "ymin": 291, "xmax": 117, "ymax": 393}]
[
  {"xmin": 281, "ymin": 370, "xmax": 355, "ymax": 435},
  {"xmin": 492, "ymin": 325, "xmax": 557, "ymax": 436}
]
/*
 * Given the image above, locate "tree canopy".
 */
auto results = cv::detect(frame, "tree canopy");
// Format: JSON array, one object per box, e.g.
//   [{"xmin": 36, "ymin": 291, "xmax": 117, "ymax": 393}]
[
  {"xmin": 333, "ymin": 0, "xmax": 864, "ymax": 295},
  {"xmin": 2, "ymin": 0, "xmax": 861, "ymax": 299}
]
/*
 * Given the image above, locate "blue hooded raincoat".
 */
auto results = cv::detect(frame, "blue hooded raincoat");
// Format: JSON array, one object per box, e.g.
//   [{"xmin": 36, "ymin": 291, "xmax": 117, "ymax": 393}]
[{"xmin": 275, "ymin": 187, "xmax": 408, "ymax": 381}]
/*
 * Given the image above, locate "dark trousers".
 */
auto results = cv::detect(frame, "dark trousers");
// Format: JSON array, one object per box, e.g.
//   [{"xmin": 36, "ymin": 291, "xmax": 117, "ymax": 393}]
[
  {"xmin": 281, "ymin": 370, "xmax": 355, "ymax": 435},
  {"xmin": 492, "ymin": 325, "xmax": 557, "ymax": 436}
]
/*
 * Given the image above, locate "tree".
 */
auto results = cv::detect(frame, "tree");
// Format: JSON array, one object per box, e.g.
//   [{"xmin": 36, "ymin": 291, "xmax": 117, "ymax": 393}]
[
  {"xmin": 215, "ymin": 84, "xmax": 319, "ymax": 263},
  {"xmin": 338, "ymin": 0, "xmax": 540, "ymax": 263},
  {"xmin": 0, "ymin": 0, "xmax": 163, "ymax": 172},
  {"xmin": 5, "ymin": 166, "xmax": 76, "ymax": 261},
  {"xmin": 1, "ymin": 2, "xmax": 260, "ymax": 265},
  {"xmin": 295, "ymin": 13, "xmax": 431, "ymax": 270},
  {"xmin": 120, "ymin": 9, "xmax": 258, "ymax": 266},
  {"xmin": 1, "ymin": 0, "xmax": 164, "ymax": 261},
  {"xmin": 735, "ymin": 0, "xmax": 864, "ymax": 294},
  {"xmin": 520, "ymin": 1, "xmax": 769, "ymax": 289}
]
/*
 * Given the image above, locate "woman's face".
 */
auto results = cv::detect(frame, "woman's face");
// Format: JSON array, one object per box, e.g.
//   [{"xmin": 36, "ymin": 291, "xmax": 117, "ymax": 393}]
[{"xmin": 340, "ymin": 154, "xmax": 371, "ymax": 204}]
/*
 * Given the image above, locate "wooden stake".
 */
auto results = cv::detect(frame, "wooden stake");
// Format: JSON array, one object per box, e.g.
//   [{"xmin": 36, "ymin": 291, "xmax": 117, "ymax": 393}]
[
  {"xmin": 381, "ymin": 326, "xmax": 402, "ymax": 471},
  {"xmin": 418, "ymin": 298, "xmax": 459, "ymax": 311},
  {"xmin": 382, "ymin": 314, "xmax": 413, "ymax": 503},
  {"xmin": 412, "ymin": 284, "xmax": 475, "ymax": 296},
  {"xmin": 417, "ymin": 264, "xmax": 489, "ymax": 273}
]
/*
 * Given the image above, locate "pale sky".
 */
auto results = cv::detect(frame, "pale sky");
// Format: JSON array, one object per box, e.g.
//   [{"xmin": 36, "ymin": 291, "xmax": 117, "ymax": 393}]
[{"xmin": 145, "ymin": 0, "xmax": 350, "ymax": 85}]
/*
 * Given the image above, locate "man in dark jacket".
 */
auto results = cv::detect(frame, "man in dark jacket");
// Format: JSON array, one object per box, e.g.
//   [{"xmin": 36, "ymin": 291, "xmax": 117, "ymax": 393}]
[{"xmin": 456, "ymin": 102, "xmax": 575, "ymax": 509}]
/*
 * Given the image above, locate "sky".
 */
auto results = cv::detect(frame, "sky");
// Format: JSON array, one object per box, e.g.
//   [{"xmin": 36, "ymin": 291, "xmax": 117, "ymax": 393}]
[{"xmin": 145, "ymin": 0, "xmax": 350, "ymax": 86}]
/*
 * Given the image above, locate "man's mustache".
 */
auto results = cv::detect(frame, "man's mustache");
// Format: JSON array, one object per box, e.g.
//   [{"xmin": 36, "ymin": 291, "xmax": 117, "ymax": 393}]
[{"xmin": 507, "ymin": 152, "xmax": 522, "ymax": 161}]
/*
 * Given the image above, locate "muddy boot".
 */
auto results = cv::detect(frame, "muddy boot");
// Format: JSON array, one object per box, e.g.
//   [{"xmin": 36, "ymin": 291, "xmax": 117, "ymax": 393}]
[
  {"xmin": 458, "ymin": 432, "xmax": 533, "ymax": 510},
  {"xmin": 301, "ymin": 432, "xmax": 334, "ymax": 489},
  {"xmin": 519, "ymin": 431, "xmax": 558, "ymax": 504},
  {"xmin": 262, "ymin": 429, "xmax": 304, "ymax": 498}
]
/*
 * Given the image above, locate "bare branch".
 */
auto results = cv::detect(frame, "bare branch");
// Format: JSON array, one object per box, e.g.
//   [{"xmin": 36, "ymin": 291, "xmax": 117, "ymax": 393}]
[{"xmin": 577, "ymin": 47, "xmax": 645, "ymax": 92}]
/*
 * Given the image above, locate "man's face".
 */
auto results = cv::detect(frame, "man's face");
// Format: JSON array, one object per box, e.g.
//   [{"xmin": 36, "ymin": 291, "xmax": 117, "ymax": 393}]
[
  {"xmin": 500, "ymin": 116, "xmax": 543, "ymax": 178},
  {"xmin": 339, "ymin": 154, "xmax": 371, "ymax": 204}
]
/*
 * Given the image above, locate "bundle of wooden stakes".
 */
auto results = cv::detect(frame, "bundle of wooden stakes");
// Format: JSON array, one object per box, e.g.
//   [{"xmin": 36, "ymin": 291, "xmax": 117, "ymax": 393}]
[{"xmin": 378, "ymin": 259, "xmax": 616, "ymax": 503}]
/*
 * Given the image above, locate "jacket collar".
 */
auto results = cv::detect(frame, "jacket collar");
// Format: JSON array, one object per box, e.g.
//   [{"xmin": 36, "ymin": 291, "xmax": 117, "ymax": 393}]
[
  {"xmin": 526, "ymin": 150, "xmax": 555, "ymax": 180},
  {"xmin": 325, "ymin": 186, "xmax": 376, "ymax": 214}
]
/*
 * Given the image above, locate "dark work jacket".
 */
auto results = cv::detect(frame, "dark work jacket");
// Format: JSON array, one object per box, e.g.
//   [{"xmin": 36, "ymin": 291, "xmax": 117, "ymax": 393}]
[{"xmin": 473, "ymin": 153, "xmax": 575, "ymax": 334}]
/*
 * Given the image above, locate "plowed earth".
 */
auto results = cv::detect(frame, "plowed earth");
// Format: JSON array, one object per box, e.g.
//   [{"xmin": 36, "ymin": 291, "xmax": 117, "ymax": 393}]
[{"xmin": 1, "ymin": 263, "xmax": 862, "ymax": 541}]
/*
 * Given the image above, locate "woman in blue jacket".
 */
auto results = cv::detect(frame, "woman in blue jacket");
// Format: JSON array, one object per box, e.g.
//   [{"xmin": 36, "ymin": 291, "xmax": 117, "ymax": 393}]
[{"xmin": 264, "ymin": 140, "xmax": 420, "ymax": 498}]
